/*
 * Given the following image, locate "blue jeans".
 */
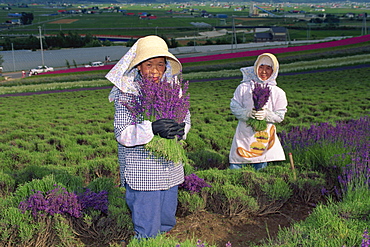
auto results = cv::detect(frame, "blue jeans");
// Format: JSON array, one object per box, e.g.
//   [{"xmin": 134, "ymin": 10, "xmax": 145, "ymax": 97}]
[
  {"xmin": 229, "ymin": 162, "xmax": 267, "ymax": 171},
  {"xmin": 125, "ymin": 185, "xmax": 178, "ymax": 239}
]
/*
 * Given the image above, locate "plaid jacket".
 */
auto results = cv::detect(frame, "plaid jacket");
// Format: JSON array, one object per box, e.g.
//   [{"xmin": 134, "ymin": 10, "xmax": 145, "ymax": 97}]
[{"xmin": 114, "ymin": 89, "xmax": 190, "ymax": 191}]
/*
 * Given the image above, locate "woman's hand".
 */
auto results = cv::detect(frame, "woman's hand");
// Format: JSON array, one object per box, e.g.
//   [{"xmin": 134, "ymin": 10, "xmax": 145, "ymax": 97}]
[{"xmin": 152, "ymin": 119, "xmax": 185, "ymax": 139}]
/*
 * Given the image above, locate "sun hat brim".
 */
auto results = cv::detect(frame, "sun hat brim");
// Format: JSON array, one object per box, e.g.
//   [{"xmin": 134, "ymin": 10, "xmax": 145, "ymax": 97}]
[{"xmin": 127, "ymin": 36, "xmax": 182, "ymax": 75}]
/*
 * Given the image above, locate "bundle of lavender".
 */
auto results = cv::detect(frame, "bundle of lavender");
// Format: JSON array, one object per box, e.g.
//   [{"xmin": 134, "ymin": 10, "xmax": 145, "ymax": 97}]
[
  {"xmin": 246, "ymin": 81, "xmax": 271, "ymax": 132},
  {"xmin": 122, "ymin": 76, "xmax": 190, "ymax": 165}
]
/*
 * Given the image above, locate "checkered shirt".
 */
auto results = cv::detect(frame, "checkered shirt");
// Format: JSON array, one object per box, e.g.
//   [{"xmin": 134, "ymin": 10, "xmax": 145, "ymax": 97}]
[{"xmin": 114, "ymin": 89, "xmax": 190, "ymax": 191}]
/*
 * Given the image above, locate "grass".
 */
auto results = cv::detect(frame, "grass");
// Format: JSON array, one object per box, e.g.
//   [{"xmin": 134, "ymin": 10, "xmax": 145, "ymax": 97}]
[{"xmin": 0, "ymin": 30, "xmax": 370, "ymax": 246}]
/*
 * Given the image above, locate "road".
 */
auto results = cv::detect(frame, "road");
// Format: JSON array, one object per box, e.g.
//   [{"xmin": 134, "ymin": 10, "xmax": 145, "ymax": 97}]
[{"xmin": 0, "ymin": 36, "xmax": 349, "ymax": 74}]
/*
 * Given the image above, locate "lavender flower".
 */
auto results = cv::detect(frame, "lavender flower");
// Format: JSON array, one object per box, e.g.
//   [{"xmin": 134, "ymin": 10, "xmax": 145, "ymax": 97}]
[
  {"xmin": 121, "ymin": 76, "xmax": 190, "ymax": 164},
  {"xmin": 362, "ymin": 229, "xmax": 370, "ymax": 247},
  {"xmin": 247, "ymin": 81, "xmax": 271, "ymax": 131},
  {"xmin": 179, "ymin": 174, "xmax": 212, "ymax": 194},
  {"xmin": 134, "ymin": 76, "xmax": 190, "ymax": 124},
  {"xmin": 196, "ymin": 239, "xmax": 205, "ymax": 247},
  {"xmin": 279, "ymin": 117, "xmax": 370, "ymax": 197},
  {"xmin": 19, "ymin": 186, "xmax": 82, "ymax": 218},
  {"xmin": 19, "ymin": 186, "xmax": 110, "ymax": 219},
  {"xmin": 77, "ymin": 188, "xmax": 109, "ymax": 214},
  {"xmin": 251, "ymin": 81, "xmax": 271, "ymax": 111}
]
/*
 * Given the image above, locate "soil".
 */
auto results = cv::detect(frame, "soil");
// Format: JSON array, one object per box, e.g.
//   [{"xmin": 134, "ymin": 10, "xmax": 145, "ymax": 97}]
[{"xmin": 169, "ymin": 201, "xmax": 314, "ymax": 247}]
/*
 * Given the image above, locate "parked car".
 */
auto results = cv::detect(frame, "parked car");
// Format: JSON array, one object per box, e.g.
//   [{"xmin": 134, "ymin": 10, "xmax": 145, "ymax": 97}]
[
  {"xmin": 85, "ymin": 61, "xmax": 104, "ymax": 67},
  {"xmin": 29, "ymin": 65, "xmax": 54, "ymax": 75}
]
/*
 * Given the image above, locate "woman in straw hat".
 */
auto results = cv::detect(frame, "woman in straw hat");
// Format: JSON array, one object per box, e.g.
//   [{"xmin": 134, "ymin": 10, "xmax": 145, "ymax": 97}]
[
  {"xmin": 229, "ymin": 53, "xmax": 288, "ymax": 171},
  {"xmin": 105, "ymin": 35, "xmax": 191, "ymax": 243}
]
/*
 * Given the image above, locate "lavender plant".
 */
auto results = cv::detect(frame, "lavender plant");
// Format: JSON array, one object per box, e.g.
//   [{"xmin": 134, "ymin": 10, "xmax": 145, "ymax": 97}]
[
  {"xmin": 122, "ymin": 76, "xmax": 190, "ymax": 164},
  {"xmin": 77, "ymin": 188, "xmax": 109, "ymax": 214},
  {"xmin": 179, "ymin": 173, "xmax": 212, "ymax": 194},
  {"xmin": 19, "ymin": 186, "xmax": 82, "ymax": 218},
  {"xmin": 246, "ymin": 81, "xmax": 271, "ymax": 132},
  {"xmin": 279, "ymin": 117, "xmax": 369, "ymax": 170},
  {"xmin": 362, "ymin": 229, "xmax": 370, "ymax": 247},
  {"xmin": 19, "ymin": 186, "xmax": 110, "ymax": 219}
]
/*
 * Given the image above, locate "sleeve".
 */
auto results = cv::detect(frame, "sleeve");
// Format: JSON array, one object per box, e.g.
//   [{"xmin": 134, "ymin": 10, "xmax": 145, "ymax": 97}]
[
  {"xmin": 265, "ymin": 88, "xmax": 288, "ymax": 124},
  {"xmin": 182, "ymin": 110, "xmax": 191, "ymax": 140},
  {"xmin": 114, "ymin": 91, "xmax": 154, "ymax": 147},
  {"xmin": 230, "ymin": 84, "xmax": 252, "ymax": 122}
]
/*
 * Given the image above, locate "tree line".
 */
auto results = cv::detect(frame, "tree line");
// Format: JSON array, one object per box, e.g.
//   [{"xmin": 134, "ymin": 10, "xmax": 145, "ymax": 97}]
[{"xmin": 1, "ymin": 32, "xmax": 112, "ymax": 51}]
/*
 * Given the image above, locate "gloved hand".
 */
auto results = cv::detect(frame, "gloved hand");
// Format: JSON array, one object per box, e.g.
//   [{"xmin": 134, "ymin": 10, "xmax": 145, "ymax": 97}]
[
  {"xmin": 152, "ymin": 119, "xmax": 184, "ymax": 139},
  {"xmin": 254, "ymin": 109, "xmax": 266, "ymax": 120},
  {"xmin": 247, "ymin": 110, "xmax": 257, "ymax": 119},
  {"xmin": 176, "ymin": 122, "xmax": 186, "ymax": 140}
]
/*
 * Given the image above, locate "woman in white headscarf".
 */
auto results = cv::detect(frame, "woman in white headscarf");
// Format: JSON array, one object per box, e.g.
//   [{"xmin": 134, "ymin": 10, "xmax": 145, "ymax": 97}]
[
  {"xmin": 229, "ymin": 53, "xmax": 288, "ymax": 171},
  {"xmin": 105, "ymin": 35, "xmax": 191, "ymax": 243}
]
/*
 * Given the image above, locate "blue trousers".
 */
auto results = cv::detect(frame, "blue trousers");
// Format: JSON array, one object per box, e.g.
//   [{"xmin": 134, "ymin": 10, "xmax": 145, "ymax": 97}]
[
  {"xmin": 229, "ymin": 162, "xmax": 267, "ymax": 171},
  {"xmin": 125, "ymin": 185, "xmax": 178, "ymax": 239}
]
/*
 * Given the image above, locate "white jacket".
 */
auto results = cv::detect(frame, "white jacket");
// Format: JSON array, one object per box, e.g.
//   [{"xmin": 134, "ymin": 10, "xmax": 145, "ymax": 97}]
[{"xmin": 229, "ymin": 53, "xmax": 288, "ymax": 164}]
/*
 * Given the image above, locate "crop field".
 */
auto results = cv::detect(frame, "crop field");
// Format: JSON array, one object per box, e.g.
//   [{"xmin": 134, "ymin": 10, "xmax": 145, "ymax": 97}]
[
  {"xmin": 0, "ymin": 58, "xmax": 369, "ymax": 246},
  {"xmin": 0, "ymin": 17, "xmax": 370, "ymax": 245},
  {"xmin": 1, "ymin": 3, "xmax": 368, "ymax": 39}
]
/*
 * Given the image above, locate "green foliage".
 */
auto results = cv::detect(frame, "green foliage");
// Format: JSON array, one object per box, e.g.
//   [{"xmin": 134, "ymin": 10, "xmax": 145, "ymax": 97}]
[
  {"xmin": 339, "ymin": 184, "xmax": 370, "ymax": 221},
  {"xmin": 0, "ymin": 206, "xmax": 38, "ymax": 246},
  {"xmin": 221, "ymin": 183, "xmax": 259, "ymax": 217},
  {"xmin": 12, "ymin": 174, "xmax": 65, "ymax": 205},
  {"xmin": 178, "ymin": 190, "xmax": 207, "ymax": 215},
  {"xmin": 265, "ymin": 199, "xmax": 368, "ymax": 247},
  {"xmin": 145, "ymin": 136, "xmax": 189, "ymax": 165},
  {"xmin": 127, "ymin": 235, "xmax": 217, "ymax": 247},
  {"xmin": 260, "ymin": 177, "xmax": 292, "ymax": 201},
  {"xmin": 188, "ymin": 148, "xmax": 227, "ymax": 170},
  {"xmin": 53, "ymin": 214, "xmax": 83, "ymax": 247},
  {"xmin": 0, "ymin": 170, "xmax": 15, "ymax": 197},
  {"xmin": 194, "ymin": 169, "xmax": 259, "ymax": 216},
  {"xmin": 0, "ymin": 45, "xmax": 369, "ymax": 245},
  {"xmin": 291, "ymin": 170, "xmax": 326, "ymax": 204},
  {"xmin": 287, "ymin": 141, "xmax": 351, "ymax": 171}
]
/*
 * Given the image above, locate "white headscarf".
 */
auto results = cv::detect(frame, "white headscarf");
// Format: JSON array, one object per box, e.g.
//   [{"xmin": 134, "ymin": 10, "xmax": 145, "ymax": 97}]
[{"xmin": 240, "ymin": 53, "xmax": 279, "ymax": 87}]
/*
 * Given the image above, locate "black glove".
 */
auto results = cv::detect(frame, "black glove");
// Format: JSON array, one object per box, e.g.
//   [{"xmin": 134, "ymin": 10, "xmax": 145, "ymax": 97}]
[
  {"xmin": 152, "ymin": 119, "xmax": 180, "ymax": 139},
  {"xmin": 176, "ymin": 122, "xmax": 186, "ymax": 140}
]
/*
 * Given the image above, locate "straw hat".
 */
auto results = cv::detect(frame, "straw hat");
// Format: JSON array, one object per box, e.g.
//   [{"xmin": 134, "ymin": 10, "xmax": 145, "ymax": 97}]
[{"xmin": 127, "ymin": 35, "xmax": 182, "ymax": 75}]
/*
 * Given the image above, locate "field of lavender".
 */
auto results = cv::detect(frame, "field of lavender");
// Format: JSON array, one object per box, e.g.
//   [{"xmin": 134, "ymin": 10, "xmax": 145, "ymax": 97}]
[
  {"xmin": 0, "ymin": 61, "xmax": 369, "ymax": 246},
  {"xmin": 1, "ymin": 32, "xmax": 370, "ymax": 246}
]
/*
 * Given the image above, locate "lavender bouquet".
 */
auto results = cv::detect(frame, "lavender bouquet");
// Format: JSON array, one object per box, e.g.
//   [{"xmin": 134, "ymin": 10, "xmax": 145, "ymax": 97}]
[
  {"xmin": 246, "ymin": 81, "xmax": 271, "ymax": 132},
  {"xmin": 123, "ymin": 76, "xmax": 190, "ymax": 165}
]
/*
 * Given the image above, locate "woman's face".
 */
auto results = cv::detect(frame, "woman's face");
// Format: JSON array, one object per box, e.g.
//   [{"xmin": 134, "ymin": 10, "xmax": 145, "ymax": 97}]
[
  {"xmin": 258, "ymin": 65, "xmax": 273, "ymax": 81},
  {"xmin": 137, "ymin": 57, "xmax": 166, "ymax": 82}
]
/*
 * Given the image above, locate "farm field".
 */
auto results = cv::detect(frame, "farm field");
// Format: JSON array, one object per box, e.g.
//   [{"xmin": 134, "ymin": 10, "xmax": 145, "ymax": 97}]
[
  {"xmin": 0, "ymin": 2, "xmax": 369, "ymax": 43},
  {"xmin": 0, "ymin": 59, "xmax": 369, "ymax": 246},
  {"xmin": 0, "ymin": 9, "xmax": 370, "ymax": 245}
]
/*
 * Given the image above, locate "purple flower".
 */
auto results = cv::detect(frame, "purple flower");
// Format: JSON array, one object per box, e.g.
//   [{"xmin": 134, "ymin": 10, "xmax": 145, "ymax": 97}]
[
  {"xmin": 179, "ymin": 174, "xmax": 212, "ymax": 194},
  {"xmin": 251, "ymin": 81, "xmax": 271, "ymax": 110},
  {"xmin": 246, "ymin": 81, "xmax": 271, "ymax": 131},
  {"xmin": 196, "ymin": 239, "xmax": 205, "ymax": 247},
  {"xmin": 124, "ymin": 76, "xmax": 190, "ymax": 124},
  {"xmin": 279, "ymin": 117, "xmax": 370, "ymax": 197},
  {"xmin": 77, "ymin": 188, "xmax": 109, "ymax": 214},
  {"xmin": 19, "ymin": 186, "xmax": 82, "ymax": 218},
  {"xmin": 362, "ymin": 229, "xmax": 370, "ymax": 247},
  {"xmin": 19, "ymin": 186, "xmax": 110, "ymax": 219}
]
